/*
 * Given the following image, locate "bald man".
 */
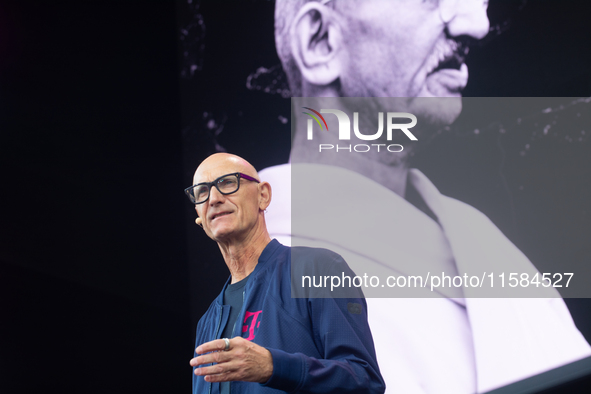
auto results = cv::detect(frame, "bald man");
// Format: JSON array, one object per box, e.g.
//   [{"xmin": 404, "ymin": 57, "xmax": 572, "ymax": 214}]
[{"xmin": 186, "ymin": 153, "xmax": 385, "ymax": 394}]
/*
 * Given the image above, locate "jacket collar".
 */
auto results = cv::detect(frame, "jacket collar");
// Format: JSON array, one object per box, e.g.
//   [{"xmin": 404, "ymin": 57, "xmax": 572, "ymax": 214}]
[{"xmin": 214, "ymin": 239, "xmax": 283, "ymax": 306}]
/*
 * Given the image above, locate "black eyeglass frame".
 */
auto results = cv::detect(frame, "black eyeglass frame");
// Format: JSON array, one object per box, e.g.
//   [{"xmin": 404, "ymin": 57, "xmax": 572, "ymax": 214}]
[{"xmin": 184, "ymin": 172, "xmax": 260, "ymax": 205}]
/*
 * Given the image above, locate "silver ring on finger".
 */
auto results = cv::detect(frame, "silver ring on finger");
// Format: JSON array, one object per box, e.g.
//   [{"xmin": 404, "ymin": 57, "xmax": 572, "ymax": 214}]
[{"xmin": 223, "ymin": 338, "xmax": 230, "ymax": 351}]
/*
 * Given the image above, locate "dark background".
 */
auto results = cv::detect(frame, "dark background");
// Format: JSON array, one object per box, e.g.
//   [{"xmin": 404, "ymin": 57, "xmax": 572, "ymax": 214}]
[
  {"xmin": 0, "ymin": 0, "xmax": 190, "ymax": 392},
  {"xmin": 1, "ymin": 0, "xmax": 590, "ymax": 393}
]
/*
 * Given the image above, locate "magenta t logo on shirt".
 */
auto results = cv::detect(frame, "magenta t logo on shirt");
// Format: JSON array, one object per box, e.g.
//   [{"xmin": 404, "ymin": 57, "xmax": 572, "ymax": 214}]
[{"xmin": 242, "ymin": 310, "xmax": 262, "ymax": 340}]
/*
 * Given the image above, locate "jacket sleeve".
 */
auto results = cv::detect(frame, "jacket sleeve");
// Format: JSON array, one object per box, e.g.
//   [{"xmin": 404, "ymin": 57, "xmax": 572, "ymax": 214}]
[{"xmin": 261, "ymin": 252, "xmax": 385, "ymax": 393}]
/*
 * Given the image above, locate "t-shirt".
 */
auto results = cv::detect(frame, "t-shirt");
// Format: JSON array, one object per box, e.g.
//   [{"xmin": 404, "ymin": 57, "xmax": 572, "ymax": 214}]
[{"xmin": 220, "ymin": 275, "xmax": 249, "ymax": 394}]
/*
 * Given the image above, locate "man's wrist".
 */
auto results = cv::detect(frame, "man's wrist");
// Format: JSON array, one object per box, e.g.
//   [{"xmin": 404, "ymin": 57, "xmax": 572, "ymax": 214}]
[
  {"xmin": 258, "ymin": 347, "xmax": 274, "ymax": 383},
  {"xmin": 260, "ymin": 348, "xmax": 305, "ymax": 392}
]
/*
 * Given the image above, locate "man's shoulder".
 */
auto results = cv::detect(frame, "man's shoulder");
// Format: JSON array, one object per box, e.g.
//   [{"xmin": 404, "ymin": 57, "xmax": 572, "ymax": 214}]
[
  {"xmin": 290, "ymin": 246, "xmax": 364, "ymax": 299},
  {"xmin": 291, "ymin": 245, "xmax": 343, "ymax": 262},
  {"xmin": 290, "ymin": 246, "xmax": 356, "ymax": 276},
  {"xmin": 263, "ymin": 242, "xmax": 345, "ymax": 270}
]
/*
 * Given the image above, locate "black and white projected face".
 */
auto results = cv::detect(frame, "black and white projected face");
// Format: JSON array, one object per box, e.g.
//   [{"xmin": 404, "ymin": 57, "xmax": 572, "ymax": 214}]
[
  {"xmin": 274, "ymin": 0, "xmax": 490, "ymax": 128},
  {"xmin": 337, "ymin": 0, "xmax": 488, "ymax": 96}
]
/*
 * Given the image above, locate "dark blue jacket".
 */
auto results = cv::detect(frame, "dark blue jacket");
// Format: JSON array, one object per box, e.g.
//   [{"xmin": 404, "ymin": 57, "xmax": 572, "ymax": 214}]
[{"xmin": 192, "ymin": 240, "xmax": 385, "ymax": 393}]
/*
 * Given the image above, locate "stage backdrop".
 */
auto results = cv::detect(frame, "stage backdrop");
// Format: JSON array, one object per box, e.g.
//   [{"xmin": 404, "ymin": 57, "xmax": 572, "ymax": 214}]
[{"xmin": 177, "ymin": 0, "xmax": 591, "ymax": 392}]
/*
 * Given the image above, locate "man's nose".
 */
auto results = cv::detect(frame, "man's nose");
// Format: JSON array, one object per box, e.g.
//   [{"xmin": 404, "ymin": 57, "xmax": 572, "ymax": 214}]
[
  {"xmin": 444, "ymin": 0, "xmax": 490, "ymax": 40},
  {"xmin": 208, "ymin": 185, "xmax": 225, "ymax": 205}
]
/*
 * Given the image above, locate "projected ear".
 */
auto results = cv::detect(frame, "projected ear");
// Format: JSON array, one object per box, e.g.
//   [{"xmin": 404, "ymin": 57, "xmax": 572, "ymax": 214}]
[{"xmin": 290, "ymin": 2, "xmax": 343, "ymax": 86}]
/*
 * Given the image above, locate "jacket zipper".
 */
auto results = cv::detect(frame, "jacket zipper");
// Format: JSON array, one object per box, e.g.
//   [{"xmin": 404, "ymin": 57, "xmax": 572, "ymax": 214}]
[
  {"xmin": 228, "ymin": 290, "xmax": 247, "ymax": 394},
  {"xmin": 210, "ymin": 304, "xmax": 223, "ymax": 394}
]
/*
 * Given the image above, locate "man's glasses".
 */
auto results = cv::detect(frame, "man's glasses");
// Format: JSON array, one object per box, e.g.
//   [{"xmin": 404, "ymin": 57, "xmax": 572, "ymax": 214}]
[{"xmin": 184, "ymin": 172, "xmax": 260, "ymax": 205}]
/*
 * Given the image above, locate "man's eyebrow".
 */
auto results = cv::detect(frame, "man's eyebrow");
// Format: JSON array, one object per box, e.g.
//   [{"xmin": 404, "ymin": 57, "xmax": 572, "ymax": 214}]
[
  {"xmin": 193, "ymin": 178, "xmax": 213, "ymax": 185},
  {"xmin": 193, "ymin": 172, "xmax": 241, "ymax": 185}
]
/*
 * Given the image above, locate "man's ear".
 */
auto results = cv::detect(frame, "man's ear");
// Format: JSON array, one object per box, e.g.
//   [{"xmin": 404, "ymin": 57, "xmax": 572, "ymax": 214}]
[
  {"xmin": 290, "ymin": 2, "xmax": 343, "ymax": 87},
  {"xmin": 258, "ymin": 182, "xmax": 272, "ymax": 211}
]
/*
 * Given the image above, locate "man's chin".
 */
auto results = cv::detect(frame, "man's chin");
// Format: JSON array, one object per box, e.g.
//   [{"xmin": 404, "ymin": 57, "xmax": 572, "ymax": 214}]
[
  {"xmin": 208, "ymin": 226, "xmax": 234, "ymax": 243},
  {"xmin": 407, "ymin": 96, "xmax": 462, "ymax": 127}
]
